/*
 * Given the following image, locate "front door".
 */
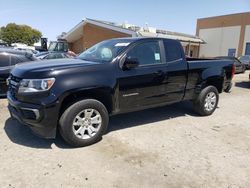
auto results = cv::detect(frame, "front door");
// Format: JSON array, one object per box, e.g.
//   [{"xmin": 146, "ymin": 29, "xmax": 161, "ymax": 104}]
[{"xmin": 117, "ymin": 40, "xmax": 168, "ymax": 112}]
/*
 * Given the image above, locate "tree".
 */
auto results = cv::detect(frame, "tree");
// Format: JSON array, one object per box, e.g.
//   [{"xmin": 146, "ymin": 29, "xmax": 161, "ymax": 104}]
[{"xmin": 0, "ymin": 23, "xmax": 42, "ymax": 46}]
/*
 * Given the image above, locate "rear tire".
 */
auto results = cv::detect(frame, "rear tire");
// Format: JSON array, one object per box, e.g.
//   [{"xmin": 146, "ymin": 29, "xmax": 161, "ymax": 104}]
[
  {"xmin": 193, "ymin": 86, "xmax": 219, "ymax": 116},
  {"xmin": 59, "ymin": 99, "xmax": 109, "ymax": 147}
]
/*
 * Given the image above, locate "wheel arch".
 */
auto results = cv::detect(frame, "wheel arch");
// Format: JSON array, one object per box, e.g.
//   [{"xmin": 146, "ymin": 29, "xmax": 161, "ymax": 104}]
[
  {"xmin": 201, "ymin": 67, "xmax": 227, "ymax": 93},
  {"xmin": 59, "ymin": 87, "xmax": 113, "ymax": 117},
  {"xmin": 203, "ymin": 76, "xmax": 224, "ymax": 93}
]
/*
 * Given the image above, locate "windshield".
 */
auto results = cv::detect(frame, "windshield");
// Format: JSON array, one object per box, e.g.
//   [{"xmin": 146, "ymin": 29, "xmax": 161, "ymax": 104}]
[{"xmin": 78, "ymin": 39, "xmax": 132, "ymax": 62}]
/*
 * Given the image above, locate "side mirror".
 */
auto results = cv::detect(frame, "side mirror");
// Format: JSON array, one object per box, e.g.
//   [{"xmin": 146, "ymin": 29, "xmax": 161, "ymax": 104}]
[{"xmin": 123, "ymin": 56, "xmax": 139, "ymax": 70}]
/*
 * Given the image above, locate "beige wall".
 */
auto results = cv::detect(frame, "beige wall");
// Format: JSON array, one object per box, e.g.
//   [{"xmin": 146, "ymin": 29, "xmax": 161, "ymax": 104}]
[
  {"xmin": 243, "ymin": 25, "xmax": 250, "ymax": 55},
  {"xmin": 196, "ymin": 12, "xmax": 250, "ymax": 57},
  {"xmin": 83, "ymin": 23, "xmax": 131, "ymax": 50},
  {"xmin": 199, "ymin": 26, "xmax": 241, "ymax": 57},
  {"xmin": 69, "ymin": 23, "xmax": 131, "ymax": 54},
  {"xmin": 70, "ymin": 37, "xmax": 84, "ymax": 54},
  {"xmin": 182, "ymin": 44, "xmax": 199, "ymax": 57}
]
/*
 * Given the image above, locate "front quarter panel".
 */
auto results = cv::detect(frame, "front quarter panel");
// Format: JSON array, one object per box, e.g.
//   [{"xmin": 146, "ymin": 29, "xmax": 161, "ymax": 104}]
[{"xmin": 53, "ymin": 63, "xmax": 116, "ymax": 107}]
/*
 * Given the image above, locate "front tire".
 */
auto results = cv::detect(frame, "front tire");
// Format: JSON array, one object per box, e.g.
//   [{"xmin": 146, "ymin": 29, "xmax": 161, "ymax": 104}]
[
  {"xmin": 59, "ymin": 99, "xmax": 109, "ymax": 147},
  {"xmin": 193, "ymin": 86, "xmax": 219, "ymax": 116}
]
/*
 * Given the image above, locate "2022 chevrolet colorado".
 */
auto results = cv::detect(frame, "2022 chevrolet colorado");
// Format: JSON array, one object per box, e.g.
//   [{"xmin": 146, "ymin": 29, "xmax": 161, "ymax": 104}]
[{"xmin": 7, "ymin": 38, "xmax": 234, "ymax": 147}]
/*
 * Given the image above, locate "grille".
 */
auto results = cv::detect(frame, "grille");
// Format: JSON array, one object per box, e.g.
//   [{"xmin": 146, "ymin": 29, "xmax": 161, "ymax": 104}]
[{"xmin": 9, "ymin": 74, "xmax": 22, "ymax": 99}]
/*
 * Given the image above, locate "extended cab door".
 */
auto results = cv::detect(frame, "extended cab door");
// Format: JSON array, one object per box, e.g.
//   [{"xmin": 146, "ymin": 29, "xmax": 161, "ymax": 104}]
[
  {"xmin": 117, "ymin": 39, "xmax": 168, "ymax": 112},
  {"xmin": 162, "ymin": 39, "xmax": 188, "ymax": 102}
]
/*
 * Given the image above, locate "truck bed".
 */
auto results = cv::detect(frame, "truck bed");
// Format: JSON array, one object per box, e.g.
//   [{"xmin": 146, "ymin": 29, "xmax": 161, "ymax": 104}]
[
  {"xmin": 187, "ymin": 58, "xmax": 233, "ymax": 70},
  {"xmin": 184, "ymin": 58, "xmax": 234, "ymax": 98}
]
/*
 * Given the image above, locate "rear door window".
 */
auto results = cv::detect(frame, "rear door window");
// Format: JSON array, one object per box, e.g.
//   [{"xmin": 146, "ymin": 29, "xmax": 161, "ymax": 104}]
[
  {"xmin": 10, "ymin": 56, "xmax": 21, "ymax": 65},
  {"xmin": 44, "ymin": 53, "xmax": 57, "ymax": 59},
  {"xmin": 0, "ymin": 54, "xmax": 11, "ymax": 67},
  {"xmin": 10, "ymin": 55, "xmax": 30, "ymax": 65},
  {"xmin": 163, "ymin": 40, "xmax": 183, "ymax": 62}
]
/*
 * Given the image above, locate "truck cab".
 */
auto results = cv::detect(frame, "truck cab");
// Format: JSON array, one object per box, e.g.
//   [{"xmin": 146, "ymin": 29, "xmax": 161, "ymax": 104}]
[{"xmin": 48, "ymin": 40, "xmax": 69, "ymax": 52}]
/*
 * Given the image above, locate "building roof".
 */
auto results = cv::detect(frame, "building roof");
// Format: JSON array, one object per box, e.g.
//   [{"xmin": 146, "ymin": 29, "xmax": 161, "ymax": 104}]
[
  {"xmin": 197, "ymin": 12, "xmax": 250, "ymax": 21},
  {"xmin": 63, "ymin": 18, "xmax": 205, "ymax": 44}
]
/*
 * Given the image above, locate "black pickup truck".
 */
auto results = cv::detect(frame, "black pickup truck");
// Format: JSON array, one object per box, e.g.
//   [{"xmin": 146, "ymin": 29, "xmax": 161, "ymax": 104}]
[{"xmin": 7, "ymin": 38, "xmax": 234, "ymax": 147}]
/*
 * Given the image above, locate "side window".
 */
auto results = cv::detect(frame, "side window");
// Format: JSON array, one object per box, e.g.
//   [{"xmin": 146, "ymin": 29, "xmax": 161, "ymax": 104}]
[
  {"xmin": 45, "ymin": 53, "xmax": 56, "ymax": 59},
  {"xmin": 164, "ymin": 40, "xmax": 183, "ymax": 62},
  {"xmin": 57, "ymin": 43, "xmax": 64, "ymax": 52},
  {"xmin": 127, "ymin": 41, "xmax": 162, "ymax": 65},
  {"xmin": 10, "ymin": 55, "xmax": 30, "ymax": 65},
  {"xmin": 0, "ymin": 54, "xmax": 11, "ymax": 67},
  {"xmin": 64, "ymin": 43, "xmax": 69, "ymax": 52}
]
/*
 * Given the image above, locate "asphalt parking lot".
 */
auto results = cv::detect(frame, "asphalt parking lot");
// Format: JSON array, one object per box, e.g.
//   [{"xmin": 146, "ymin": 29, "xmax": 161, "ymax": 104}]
[{"xmin": 0, "ymin": 71, "xmax": 250, "ymax": 188}]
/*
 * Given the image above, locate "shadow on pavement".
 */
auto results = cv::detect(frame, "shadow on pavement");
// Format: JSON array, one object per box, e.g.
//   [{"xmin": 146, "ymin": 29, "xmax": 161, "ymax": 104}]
[
  {"xmin": 234, "ymin": 81, "xmax": 250, "ymax": 89},
  {"xmin": 4, "ymin": 118, "xmax": 71, "ymax": 149},
  {"xmin": 108, "ymin": 101, "xmax": 197, "ymax": 132},
  {"xmin": 4, "ymin": 101, "xmax": 197, "ymax": 149}
]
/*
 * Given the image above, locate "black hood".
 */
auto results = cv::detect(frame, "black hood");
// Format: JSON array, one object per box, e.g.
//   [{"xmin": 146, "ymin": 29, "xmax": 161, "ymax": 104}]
[
  {"xmin": 15, "ymin": 58, "xmax": 99, "ymax": 71},
  {"xmin": 11, "ymin": 58, "xmax": 100, "ymax": 78}
]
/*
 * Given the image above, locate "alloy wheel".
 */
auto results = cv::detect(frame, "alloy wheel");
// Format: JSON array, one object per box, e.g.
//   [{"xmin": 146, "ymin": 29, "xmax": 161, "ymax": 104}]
[{"xmin": 72, "ymin": 108, "xmax": 102, "ymax": 139}]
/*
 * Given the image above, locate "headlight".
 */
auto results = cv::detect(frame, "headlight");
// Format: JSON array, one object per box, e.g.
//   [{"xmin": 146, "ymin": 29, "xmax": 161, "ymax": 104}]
[{"xmin": 18, "ymin": 78, "xmax": 55, "ymax": 93}]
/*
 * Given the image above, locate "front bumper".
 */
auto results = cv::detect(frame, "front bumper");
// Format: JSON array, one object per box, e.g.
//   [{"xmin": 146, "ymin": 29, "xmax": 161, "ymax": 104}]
[{"xmin": 7, "ymin": 92, "xmax": 59, "ymax": 138}]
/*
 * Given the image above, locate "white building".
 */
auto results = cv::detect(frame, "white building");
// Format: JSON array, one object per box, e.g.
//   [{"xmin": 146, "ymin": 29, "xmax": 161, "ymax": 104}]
[{"xmin": 196, "ymin": 12, "xmax": 250, "ymax": 57}]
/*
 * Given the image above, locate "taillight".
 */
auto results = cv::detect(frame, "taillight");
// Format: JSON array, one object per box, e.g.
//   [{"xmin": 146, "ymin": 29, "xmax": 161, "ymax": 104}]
[{"xmin": 231, "ymin": 64, "xmax": 235, "ymax": 79}]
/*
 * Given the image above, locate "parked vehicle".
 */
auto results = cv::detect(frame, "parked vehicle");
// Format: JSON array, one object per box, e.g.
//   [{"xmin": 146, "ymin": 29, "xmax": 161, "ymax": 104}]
[
  {"xmin": 0, "ymin": 49, "xmax": 38, "ymax": 96},
  {"xmin": 239, "ymin": 55, "xmax": 250, "ymax": 69},
  {"xmin": 35, "ymin": 51, "xmax": 76, "ymax": 60},
  {"xmin": 48, "ymin": 40, "xmax": 69, "ymax": 52},
  {"xmin": 7, "ymin": 38, "xmax": 234, "ymax": 147},
  {"xmin": 14, "ymin": 48, "xmax": 39, "ymax": 55},
  {"xmin": 0, "ymin": 43, "xmax": 8, "ymax": 48},
  {"xmin": 11, "ymin": 43, "xmax": 38, "ymax": 54},
  {"xmin": 0, "ymin": 40, "xmax": 8, "ymax": 48},
  {"xmin": 217, "ymin": 56, "xmax": 245, "ymax": 74}
]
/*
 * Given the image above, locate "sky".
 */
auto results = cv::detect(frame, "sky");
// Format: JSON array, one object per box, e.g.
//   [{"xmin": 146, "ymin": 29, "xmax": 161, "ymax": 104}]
[{"xmin": 0, "ymin": 0, "xmax": 249, "ymax": 41}]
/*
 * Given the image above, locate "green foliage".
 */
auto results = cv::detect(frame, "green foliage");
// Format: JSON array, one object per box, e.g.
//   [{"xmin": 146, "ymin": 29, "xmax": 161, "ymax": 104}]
[{"xmin": 0, "ymin": 23, "xmax": 42, "ymax": 46}]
